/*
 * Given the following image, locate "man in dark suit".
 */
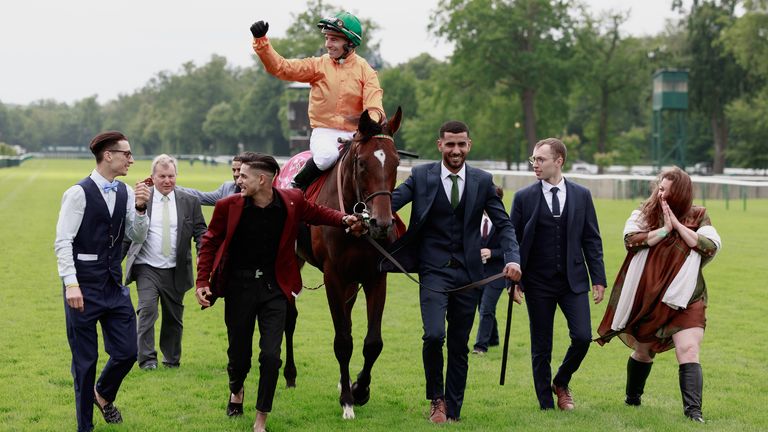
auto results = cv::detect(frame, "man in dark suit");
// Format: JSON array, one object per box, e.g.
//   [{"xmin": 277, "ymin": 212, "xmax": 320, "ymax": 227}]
[
  {"xmin": 510, "ymin": 137, "xmax": 606, "ymax": 411},
  {"xmin": 54, "ymin": 131, "xmax": 151, "ymax": 431},
  {"xmin": 124, "ymin": 154, "xmax": 208, "ymax": 370},
  {"xmin": 386, "ymin": 121, "xmax": 521, "ymax": 423},
  {"xmin": 193, "ymin": 152, "xmax": 363, "ymax": 432}
]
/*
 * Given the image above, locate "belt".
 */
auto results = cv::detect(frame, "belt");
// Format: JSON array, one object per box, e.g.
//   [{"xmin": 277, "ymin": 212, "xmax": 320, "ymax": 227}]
[
  {"xmin": 444, "ymin": 258, "xmax": 464, "ymax": 269},
  {"xmin": 232, "ymin": 268, "xmax": 270, "ymax": 280}
]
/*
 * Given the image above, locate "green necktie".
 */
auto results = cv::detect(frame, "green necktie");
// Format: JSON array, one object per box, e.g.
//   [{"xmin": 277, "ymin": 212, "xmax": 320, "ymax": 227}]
[
  {"xmin": 449, "ymin": 174, "xmax": 459, "ymax": 209},
  {"xmin": 161, "ymin": 195, "xmax": 171, "ymax": 257}
]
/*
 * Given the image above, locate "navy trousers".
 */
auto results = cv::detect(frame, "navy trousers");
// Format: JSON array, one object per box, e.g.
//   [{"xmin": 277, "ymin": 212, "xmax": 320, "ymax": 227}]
[
  {"xmin": 419, "ymin": 268, "xmax": 481, "ymax": 420},
  {"xmin": 64, "ymin": 282, "xmax": 137, "ymax": 432},
  {"xmin": 473, "ymin": 282, "xmax": 505, "ymax": 351},
  {"xmin": 525, "ymin": 282, "xmax": 592, "ymax": 409}
]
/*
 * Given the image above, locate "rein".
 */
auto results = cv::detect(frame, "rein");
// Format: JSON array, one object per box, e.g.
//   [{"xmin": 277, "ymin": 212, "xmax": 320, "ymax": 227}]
[{"xmin": 362, "ymin": 234, "xmax": 508, "ymax": 294}]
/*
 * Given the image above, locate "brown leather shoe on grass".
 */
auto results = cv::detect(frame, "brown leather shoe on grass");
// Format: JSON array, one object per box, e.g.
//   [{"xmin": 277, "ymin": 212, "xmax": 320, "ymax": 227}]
[
  {"xmin": 429, "ymin": 398, "xmax": 447, "ymax": 423},
  {"xmin": 553, "ymin": 384, "xmax": 575, "ymax": 411}
]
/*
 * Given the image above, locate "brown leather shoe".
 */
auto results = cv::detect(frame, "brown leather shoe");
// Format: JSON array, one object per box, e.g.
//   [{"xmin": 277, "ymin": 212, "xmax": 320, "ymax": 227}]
[
  {"xmin": 552, "ymin": 384, "xmax": 575, "ymax": 411},
  {"xmin": 429, "ymin": 398, "xmax": 447, "ymax": 424}
]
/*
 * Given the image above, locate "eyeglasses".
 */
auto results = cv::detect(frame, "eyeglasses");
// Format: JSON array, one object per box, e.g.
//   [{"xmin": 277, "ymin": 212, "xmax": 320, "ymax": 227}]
[
  {"xmin": 528, "ymin": 156, "xmax": 553, "ymax": 165},
  {"xmin": 109, "ymin": 150, "xmax": 133, "ymax": 159}
]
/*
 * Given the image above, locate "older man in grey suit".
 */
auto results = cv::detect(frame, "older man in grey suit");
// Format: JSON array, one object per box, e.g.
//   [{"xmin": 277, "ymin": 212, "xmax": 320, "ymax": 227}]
[{"xmin": 125, "ymin": 154, "xmax": 207, "ymax": 369}]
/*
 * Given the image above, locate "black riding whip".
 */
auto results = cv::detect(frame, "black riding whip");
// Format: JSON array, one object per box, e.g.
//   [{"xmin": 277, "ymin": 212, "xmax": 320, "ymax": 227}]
[{"xmin": 499, "ymin": 282, "xmax": 515, "ymax": 386}]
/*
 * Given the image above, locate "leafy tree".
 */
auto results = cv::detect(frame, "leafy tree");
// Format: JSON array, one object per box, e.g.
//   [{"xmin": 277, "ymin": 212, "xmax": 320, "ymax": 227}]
[
  {"xmin": 432, "ymin": 0, "xmax": 578, "ymax": 156},
  {"xmin": 721, "ymin": 2, "xmax": 768, "ymax": 168},
  {"xmin": 678, "ymin": 0, "xmax": 749, "ymax": 173},
  {"xmin": 571, "ymin": 11, "xmax": 651, "ymax": 172}
]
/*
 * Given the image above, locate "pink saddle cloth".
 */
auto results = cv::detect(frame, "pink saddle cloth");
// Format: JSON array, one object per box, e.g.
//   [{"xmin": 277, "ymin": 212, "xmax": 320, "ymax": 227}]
[{"xmin": 273, "ymin": 151, "xmax": 330, "ymax": 204}]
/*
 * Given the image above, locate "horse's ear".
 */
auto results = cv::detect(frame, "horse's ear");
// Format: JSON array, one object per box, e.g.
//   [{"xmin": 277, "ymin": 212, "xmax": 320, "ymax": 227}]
[
  {"xmin": 358, "ymin": 109, "xmax": 378, "ymax": 137},
  {"xmin": 387, "ymin": 106, "xmax": 403, "ymax": 135}
]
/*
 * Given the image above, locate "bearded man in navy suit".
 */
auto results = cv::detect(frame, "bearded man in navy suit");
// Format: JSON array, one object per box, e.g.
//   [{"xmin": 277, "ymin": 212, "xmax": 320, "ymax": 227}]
[
  {"xmin": 510, "ymin": 138, "xmax": 606, "ymax": 411},
  {"xmin": 384, "ymin": 120, "xmax": 521, "ymax": 423}
]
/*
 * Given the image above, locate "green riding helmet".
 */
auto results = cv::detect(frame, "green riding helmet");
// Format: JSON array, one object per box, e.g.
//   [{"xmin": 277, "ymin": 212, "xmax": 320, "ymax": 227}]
[{"xmin": 317, "ymin": 11, "xmax": 363, "ymax": 47}]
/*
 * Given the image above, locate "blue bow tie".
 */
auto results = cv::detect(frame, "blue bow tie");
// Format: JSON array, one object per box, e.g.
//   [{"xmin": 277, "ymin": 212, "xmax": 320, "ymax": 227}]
[{"xmin": 102, "ymin": 181, "xmax": 119, "ymax": 193}]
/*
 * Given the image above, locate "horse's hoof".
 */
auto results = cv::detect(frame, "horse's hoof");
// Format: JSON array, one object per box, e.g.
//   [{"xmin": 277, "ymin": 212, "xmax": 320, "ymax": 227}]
[
  {"xmin": 351, "ymin": 382, "xmax": 370, "ymax": 406},
  {"xmin": 342, "ymin": 404, "xmax": 355, "ymax": 420},
  {"xmin": 285, "ymin": 378, "xmax": 296, "ymax": 388}
]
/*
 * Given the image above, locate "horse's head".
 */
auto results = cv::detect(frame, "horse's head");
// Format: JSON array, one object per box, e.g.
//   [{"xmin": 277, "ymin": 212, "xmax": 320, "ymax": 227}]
[{"xmin": 346, "ymin": 106, "xmax": 402, "ymax": 240}]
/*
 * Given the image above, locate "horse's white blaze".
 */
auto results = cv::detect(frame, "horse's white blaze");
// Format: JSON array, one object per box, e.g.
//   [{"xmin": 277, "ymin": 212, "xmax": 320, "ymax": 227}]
[
  {"xmin": 342, "ymin": 405, "xmax": 355, "ymax": 419},
  {"xmin": 373, "ymin": 149, "xmax": 386, "ymax": 168}
]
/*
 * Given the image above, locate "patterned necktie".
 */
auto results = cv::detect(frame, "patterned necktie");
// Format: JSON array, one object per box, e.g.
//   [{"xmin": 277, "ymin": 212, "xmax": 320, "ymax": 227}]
[
  {"xmin": 449, "ymin": 174, "xmax": 459, "ymax": 209},
  {"xmin": 482, "ymin": 218, "xmax": 489, "ymax": 240},
  {"xmin": 161, "ymin": 195, "xmax": 171, "ymax": 257},
  {"xmin": 102, "ymin": 180, "xmax": 119, "ymax": 193},
  {"xmin": 551, "ymin": 186, "xmax": 561, "ymax": 217}
]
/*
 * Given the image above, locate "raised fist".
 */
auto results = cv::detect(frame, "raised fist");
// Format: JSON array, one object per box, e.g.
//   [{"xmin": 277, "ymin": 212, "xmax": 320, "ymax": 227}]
[{"xmin": 250, "ymin": 21, "xmax": 269, "ymax": 38}]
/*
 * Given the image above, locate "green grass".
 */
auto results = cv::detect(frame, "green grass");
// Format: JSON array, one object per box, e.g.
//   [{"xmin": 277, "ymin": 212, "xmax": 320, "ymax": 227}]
[{"xmin": 1, "ymin": 159, "xmax": 767, "ymax": 431}]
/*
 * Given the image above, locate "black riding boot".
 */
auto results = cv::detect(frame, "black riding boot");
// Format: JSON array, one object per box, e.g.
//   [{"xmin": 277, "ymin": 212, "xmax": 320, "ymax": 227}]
[
  {"xmin": 679, "ymin": 362, "xmax": 705, "ymax": 423},
  {"xmin": 291, "ymin": 158, "xmax": 323, "ymax": 191},
  {"xmin": 625, "ymin": 357, "xmax": 653, "ymax": 406}
]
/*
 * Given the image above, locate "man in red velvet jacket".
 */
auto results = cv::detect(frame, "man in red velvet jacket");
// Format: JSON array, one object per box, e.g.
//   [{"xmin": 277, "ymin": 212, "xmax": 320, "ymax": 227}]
[{"xmin": 194, "ymin": 152, "xmax": 362, "ymax": 432}]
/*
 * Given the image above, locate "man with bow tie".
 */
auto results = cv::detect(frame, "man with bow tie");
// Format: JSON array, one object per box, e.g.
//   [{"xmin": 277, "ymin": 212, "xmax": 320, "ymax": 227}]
[{"xmin": 54, "ymin": 131, "xmax": 151, "ymax": 432}]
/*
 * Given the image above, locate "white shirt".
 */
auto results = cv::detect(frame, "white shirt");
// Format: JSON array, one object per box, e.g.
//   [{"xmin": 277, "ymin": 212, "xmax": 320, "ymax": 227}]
[
  {"xmin": 135, "ymin": 188, "xmax": 178, "ymax": 268},
  {"xmin": 54, "ymin": 169, "xmax": 149, "ymax": 286},
  {"xmin": 441, "ymin": 163, "xmax": 466, "ymax": 206},
  {"xmin": 480, "ymin": 213, "xmax": 493, "ymax": 236},
  {"xmin": 541, "ymin": 178, "xmax": 567, "ymax": 216}
]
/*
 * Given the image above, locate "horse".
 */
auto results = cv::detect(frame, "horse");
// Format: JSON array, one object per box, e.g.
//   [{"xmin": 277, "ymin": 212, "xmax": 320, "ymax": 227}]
[{"xmin": 280, "ymin": 107, "xmax": 403, "ymax": 420}]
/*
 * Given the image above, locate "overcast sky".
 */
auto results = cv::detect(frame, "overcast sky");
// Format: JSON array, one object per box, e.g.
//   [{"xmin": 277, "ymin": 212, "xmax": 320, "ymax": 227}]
[{"xmin": 0, "ymin": 0, "xmax": 686, "ymax": 105}]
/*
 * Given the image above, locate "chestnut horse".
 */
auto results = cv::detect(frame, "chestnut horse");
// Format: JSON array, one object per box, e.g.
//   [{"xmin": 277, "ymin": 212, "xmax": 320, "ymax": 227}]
[{"xmin": 284, "ymin": 107, "xmax": 403, "ymax": 419}]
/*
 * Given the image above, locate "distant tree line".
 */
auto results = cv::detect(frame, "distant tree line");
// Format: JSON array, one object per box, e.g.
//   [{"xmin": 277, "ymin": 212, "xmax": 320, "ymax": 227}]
[{"xmin": 0, "ymin": 0, "xmax": 766, "ymax": 173}]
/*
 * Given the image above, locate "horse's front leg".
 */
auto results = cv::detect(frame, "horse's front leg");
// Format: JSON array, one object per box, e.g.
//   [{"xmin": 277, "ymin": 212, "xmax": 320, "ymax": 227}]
[
  {"xmin": 352, "ymin": 276, "xmax": 386, "ymax": 406},
  {"xmin": 325, "ymin": 277, "xmax": 357, "ymax": 419},
  {"xmin": 282, "ymin": 302, "xmax": 298, "ymax": 388}
]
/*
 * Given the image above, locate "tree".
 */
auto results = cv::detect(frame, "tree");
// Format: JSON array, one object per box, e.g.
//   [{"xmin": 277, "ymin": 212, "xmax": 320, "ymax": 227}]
[
  {"xmin": 679, "ymin": 0, "xmax": 749, "ymax": 173},
  {"xmin": 571, "ymin": 11, "xmax": 650, "ymax": 172},
  {"xmin": 720, "ymin": 2, "xmax": 768, "ymax": 168},
  {"xmin": 433, "ymin": 0, "xmax": 578, "ymax": 156}
]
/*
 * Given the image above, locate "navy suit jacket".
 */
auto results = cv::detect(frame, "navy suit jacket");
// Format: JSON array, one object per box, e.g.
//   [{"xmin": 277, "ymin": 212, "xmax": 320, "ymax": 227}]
[
  {"xmin": 510, "ymin": 179, "xmax": 606, "ymax": 293},
  {"xmin": 381, "ymin": 162, "xmax": 520, "ymax": 282}
]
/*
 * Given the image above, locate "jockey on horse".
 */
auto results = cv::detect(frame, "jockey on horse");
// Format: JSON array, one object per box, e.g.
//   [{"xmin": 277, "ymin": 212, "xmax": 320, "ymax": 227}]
[{"xmin": 251, "ymin": 11, "xmax": 385, "ymax": 190}]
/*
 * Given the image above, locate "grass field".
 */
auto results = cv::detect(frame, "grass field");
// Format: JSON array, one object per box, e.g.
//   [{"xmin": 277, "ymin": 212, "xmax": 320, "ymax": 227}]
[{"xmin": 1, "ymin": 159, "xmax": 767, "ymax": 431}]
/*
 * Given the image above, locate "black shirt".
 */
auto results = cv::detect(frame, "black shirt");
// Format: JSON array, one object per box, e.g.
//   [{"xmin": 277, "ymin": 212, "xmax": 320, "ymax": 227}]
[{"xmin": 228, "ymin": 190, "xmax": 286, "ymax": 275}]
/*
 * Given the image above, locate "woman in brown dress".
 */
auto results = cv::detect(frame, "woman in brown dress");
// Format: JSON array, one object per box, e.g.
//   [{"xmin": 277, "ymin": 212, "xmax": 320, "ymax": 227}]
[{"xmin": 596, "ymin": 167, "xmax": 720, "ymax": 423}]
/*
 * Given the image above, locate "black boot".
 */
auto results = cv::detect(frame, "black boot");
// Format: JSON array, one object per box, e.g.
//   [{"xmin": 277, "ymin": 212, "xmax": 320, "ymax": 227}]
[
  {"xmin": 625, "ymin": 357, "xmax": 653, "ymax": 406},
  {"xmin": 291, "ymin": 158, "xmax": 323, "ymax": 191},
  {"xmin": 679, "ymin": 363, "xmax": 705, "ymax": 423}
]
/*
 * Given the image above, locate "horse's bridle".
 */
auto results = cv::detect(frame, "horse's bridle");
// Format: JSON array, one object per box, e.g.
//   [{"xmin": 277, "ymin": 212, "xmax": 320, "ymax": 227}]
[{"xmin": 336, "ymin": 133, "xmax": 397, "ymax": 217}]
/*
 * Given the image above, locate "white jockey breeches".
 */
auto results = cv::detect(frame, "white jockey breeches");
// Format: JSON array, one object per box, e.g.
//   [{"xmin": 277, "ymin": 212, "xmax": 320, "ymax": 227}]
[{"xmin": 310, "ymin": 128, "xmax": 355, "ymax": 170}]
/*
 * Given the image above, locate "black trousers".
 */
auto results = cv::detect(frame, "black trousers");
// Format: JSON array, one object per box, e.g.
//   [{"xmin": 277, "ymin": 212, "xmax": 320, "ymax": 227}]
[
  {"xmin": 224, "ymin": 272, "xmax": 287, "ymax": 413},
  {"xmin": 419, "ymin": 267, "xmax": 480, "ymax": 420},
  {"xmin": 525, "ymin": 279, "xmax": 592, "ymax": 409},
  {"xmin": 64, "ymin": 282, "xmax": 137, "ymax": 432}
]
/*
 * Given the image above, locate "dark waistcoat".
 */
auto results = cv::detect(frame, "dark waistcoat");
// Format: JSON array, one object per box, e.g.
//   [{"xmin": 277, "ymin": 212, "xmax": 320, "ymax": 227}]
[{"xmin": 72, "ymin": 177, "xmax": 127, "ymax": 289}]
